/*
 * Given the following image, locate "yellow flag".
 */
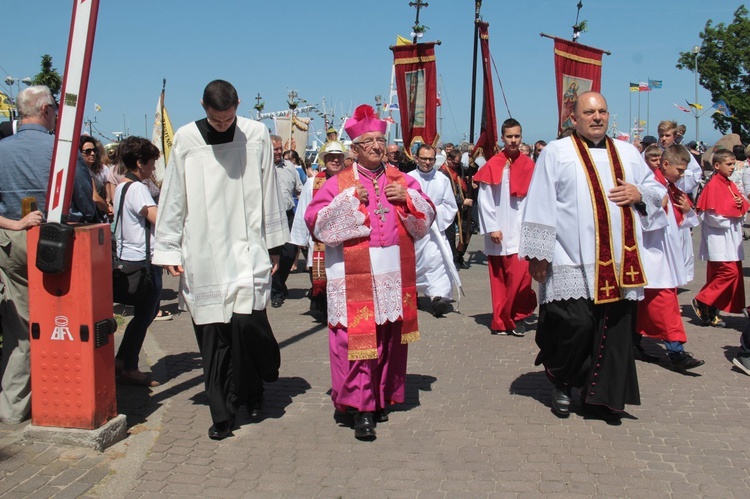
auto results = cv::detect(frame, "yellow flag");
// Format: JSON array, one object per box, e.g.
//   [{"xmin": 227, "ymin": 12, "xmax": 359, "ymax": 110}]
[
  {"xmin": 0, "ymin": 91, "xmax": 14, "ymax": 118},
  {"xmin": 161, "ymin": 104, "xmax": 174, "ymax": 164},
  {"xmin": 396, "ymin": 35, "xmax": 412, "ymax": 45}
]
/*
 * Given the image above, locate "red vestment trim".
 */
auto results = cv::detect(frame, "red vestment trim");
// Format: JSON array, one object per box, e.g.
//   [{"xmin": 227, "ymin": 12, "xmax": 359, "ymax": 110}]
[
  {"xmin": 311, "ymin": 171, "xmax": 328, "ymax": 297},
  {"xmin": 472, "ymin": 152, "xmax": 535, "ymax": 197},
  {"xmin": 696, "ymin": 173, "xmax": 750, "ymax": 218},
  {"xmin": 336, "ymin": 165, "xmax": 421, "ymax": 360},
  {"xmin": 571, "ymin": 134, "xmax": 647, "ymax": 304}
]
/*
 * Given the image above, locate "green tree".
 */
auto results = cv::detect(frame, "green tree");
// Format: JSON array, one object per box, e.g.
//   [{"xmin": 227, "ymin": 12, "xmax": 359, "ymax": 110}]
[
  {"xmin": 676, "ymin": 5, "xmax": 750, "ymax": 143},
  {"xmin": 32, "ymin": 54, "xmax": 62, "ymax": 101}
]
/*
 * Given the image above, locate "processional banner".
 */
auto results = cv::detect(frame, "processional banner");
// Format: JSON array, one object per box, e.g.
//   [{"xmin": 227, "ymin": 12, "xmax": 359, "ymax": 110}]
[
  {"xmin": 552, "ymin": 37, "xmax": 605, "ymax": 136},
  {"xmin": 274, "ymin": 115, "xmax": 310, "ymax": 160},
  {"xmin": 472, "ymin": 21, "xmax": 498, "ymax": 160},
  {"xmin": 390, "ymin": 41, "xmax": 439, "ymax": 159}
]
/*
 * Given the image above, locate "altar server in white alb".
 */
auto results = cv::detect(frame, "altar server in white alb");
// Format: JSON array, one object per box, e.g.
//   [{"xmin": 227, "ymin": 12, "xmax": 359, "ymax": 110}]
[
  {"xmin": 519, "ymin": 91, "xmax": 666, "ymax": 422},
  {"xmin": 407, "ymin": 144, "xmax": 461, "ymax": 317},
  {"xmin": 637, "ymin": 144, "xmax": 704, "ymax": 371},
  {"xmin": 153, "ymin": 80, "xmax": 289, "ymax": 441},
  {"xmin": 474, "ymin": 118, "xmax": 537, "ymax": 337}
]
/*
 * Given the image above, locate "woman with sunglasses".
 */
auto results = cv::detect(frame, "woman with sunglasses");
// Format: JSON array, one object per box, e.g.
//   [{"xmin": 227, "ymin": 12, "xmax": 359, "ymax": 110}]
[{"xmin": 80, "ymin": 135, "xmax": 112, "ymax": 220}]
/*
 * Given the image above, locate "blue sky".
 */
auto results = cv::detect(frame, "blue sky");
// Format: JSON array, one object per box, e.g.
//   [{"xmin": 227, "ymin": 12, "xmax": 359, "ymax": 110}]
[{"xmin": 0, "ymin": 1, "xmax": 739, "ymax": 147}]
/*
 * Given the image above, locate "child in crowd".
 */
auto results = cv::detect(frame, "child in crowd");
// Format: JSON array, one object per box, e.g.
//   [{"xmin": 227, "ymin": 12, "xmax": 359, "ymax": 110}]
[
  {"xmin": 637, "ymin": 145, "xmax": 704, "ymax": 371},
  {"xmin": 692, "ymin": 149, "xmax": 749, "ymax": 328}
]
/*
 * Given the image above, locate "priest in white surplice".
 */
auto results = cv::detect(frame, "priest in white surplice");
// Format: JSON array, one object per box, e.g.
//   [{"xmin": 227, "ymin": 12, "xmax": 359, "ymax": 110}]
[
  {"xmin": 153, "ymin": 80, "xmax": 289, "ymax": 441},
  {"xmin": 407, "ymin": 144, "xmax": 462, "ymax": 317},
  {"xmin": 519, "ymin": 92, "xmax": 666, "ymax": 422}
]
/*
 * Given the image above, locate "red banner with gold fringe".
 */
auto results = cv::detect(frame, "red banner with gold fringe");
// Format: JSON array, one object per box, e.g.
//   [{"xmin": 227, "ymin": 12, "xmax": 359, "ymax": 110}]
[
  {"xmin": 472, "ymin": 21, "xmax": 499, "ymax": 161},
  {"xmin": 390, "ymin": 41, "xmax": 439, "ymax": 159},
  {"xmin": 553, "ymin": 37, "xmax": 605, "ymax": 136}
]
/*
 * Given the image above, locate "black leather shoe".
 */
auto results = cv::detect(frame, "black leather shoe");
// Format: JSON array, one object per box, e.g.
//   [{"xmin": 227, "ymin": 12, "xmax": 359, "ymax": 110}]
[
  {"xmin": 431, "ymin": 297, "xmax": 450, "ymax": 317},
  {"xmin": 633, "ymin": 345, "xmax": 661, "ymax": 363},
  {"xmin": 353, "ymin": 411, "xmax": 376, "ymax": 440},
  {"xmin": 669, "ymin": 351, "xmax": 705, "ymax": 371},
  {"xmin": 248, "ymin": 398, "xmax": 263, "ymax": 419},
  {"xmin": 374, "ymin": 409, "xmax": 389, "ymax": 423},
  {"xmin": 208, "ymin": 418, "xmax": 234, "ymax": 440},
  {"xmin": 271, "ymin": 297, "xmax": 283, "ymax": 308},
  {"xmin": 551, "ymin": 386, "xmax": 571, "ymax": 417}
]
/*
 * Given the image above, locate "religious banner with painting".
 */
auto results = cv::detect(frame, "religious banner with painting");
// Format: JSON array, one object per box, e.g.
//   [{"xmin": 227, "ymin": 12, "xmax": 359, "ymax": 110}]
[
  {"xmin": 273, "ymin": 115, "xmax": 310, "ymax": 160},
  {"xmin": 472, "ymin": 21, "xmax": 499, "ymax": 161},
  {"xmin": 390, "ymin": 41, "xmax": 439, "ymax": 159},
  {"xmin": 552, "ymin": 37, "xmax": 605, "ymax": 136}
]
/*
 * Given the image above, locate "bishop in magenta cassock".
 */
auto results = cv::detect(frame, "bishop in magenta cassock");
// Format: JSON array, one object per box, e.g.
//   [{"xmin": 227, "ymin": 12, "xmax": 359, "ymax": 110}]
[{"xmin": 304, "ymin": 105, "xmax": 435, "ymax": 441}]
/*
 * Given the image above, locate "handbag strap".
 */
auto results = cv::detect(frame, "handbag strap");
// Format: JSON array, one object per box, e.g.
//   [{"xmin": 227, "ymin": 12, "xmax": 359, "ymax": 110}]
[{"xmin": 114, "ymin": 181, "xmax": 152, "ymax": 269}]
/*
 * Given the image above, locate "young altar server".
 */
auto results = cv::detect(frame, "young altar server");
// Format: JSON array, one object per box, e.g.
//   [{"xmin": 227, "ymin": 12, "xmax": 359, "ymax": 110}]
[
  {"xmin": 637, "ymin": 145, "xmax": 704, "ymax": 371},
  {"xmin": 692, "ymin": 149, "xmax": 750, "ymax": 327},
  {"xmin": 473, "ymin": 118, "xmax": 537, "ymax": 336}
]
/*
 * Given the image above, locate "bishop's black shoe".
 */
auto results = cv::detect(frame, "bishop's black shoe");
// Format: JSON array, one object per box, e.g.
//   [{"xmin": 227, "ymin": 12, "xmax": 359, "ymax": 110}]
[
  {"xmin": 374, "ymin": 409, "xmax": 389, "ymax": 423},
  {"xmin": 353, "ymin": 411, "xmax": 376, "ymax": 441}
]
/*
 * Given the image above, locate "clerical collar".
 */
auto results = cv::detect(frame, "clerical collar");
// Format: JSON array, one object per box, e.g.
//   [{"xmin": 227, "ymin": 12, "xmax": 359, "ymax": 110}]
[
  {"xmin": 357, "ymin": 163, "xmax": 385, "ymax": 181},
  {"xmin": 575, "ymin": 133, "xmax": 606, "ymax": 149},
  {"xmin": 195, "ymin": 117, "xmax": 236, "ymax": 145}
]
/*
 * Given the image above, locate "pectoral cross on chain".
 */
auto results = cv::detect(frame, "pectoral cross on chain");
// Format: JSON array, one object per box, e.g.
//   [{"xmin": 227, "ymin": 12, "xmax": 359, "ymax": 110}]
[{"xmin": 374, "ymin": 203, "xmax": 390, "ymax": 223}]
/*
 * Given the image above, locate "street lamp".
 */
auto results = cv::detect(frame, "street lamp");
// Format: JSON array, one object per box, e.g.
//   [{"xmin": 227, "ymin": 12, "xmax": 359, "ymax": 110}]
[
  {"xmin": 3, "ymin": 76, "xmax": 33, "ymax": 120},
  {"xmin": 692, "ymin": 45, "xmax": 700, "ymax": 144}
]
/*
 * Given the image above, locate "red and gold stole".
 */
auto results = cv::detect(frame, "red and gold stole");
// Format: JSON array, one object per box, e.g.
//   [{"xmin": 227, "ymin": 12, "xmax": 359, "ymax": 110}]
[
  {"xmin": 310, "ymin": 170, "xmax": 329, "ymax": 297},
  {"xmin": 571, "ymin": 134, "xmax": 647, "ymax": 304},
  {"xmin": 335, "ymin": 164, "xmax": 421, "ymax": 360}
]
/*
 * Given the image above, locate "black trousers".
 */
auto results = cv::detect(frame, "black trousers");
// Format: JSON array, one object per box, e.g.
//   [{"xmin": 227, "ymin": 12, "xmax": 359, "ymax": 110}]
[
  {"xmin": 272, "ymin": 209, "xmax": 297, "ymax": 300},
  {"xmin": 193, "ymin": 310, "xmax": 280, "ymax": 423},
  {"xmin": 535, "ymin": 298, "xmax": 640, "ymax": 411}
]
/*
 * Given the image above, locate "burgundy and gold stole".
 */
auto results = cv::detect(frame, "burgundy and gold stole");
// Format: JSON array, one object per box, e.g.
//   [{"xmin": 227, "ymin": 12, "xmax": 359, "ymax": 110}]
[
  {"xmin": 310, "ymin": 171, "xmax": 328, "ymax": 297},
  {"xmin": 337, "ymin": 165, "xmax": 377, "ymax": 360},
  {"xmin": 571, "ymin": 134, "xmax": 647, "ymax": 304}
]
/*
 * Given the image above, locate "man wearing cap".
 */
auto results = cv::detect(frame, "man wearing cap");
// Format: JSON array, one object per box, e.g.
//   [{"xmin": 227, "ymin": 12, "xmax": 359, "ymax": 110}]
[
  {"xmin": 408, "ymin": 144, "xmax": 461, "ymax": 317},
  {"xmin": 290, "ymin": 141, "xmax": 347, "ymax": 322},
  {"xmin": 305, "ymin": 105, "xmax": 435, "ymax": 441}
]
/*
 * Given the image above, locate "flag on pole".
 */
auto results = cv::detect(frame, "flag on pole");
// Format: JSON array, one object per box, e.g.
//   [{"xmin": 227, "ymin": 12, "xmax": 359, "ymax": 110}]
[
  {"xmin": 151, "ymin": 80, "xmax": 174, "ymax": 185},
  {"xmin": 687, "ymin": 101, "xmax": 703, "ymax": 110},
  {"xmin": 712, "ymin": 99, "xmax": 732, "ymax": 117},
  {"xmin": 638, "ymin": 82, "xmax": 651, "ymax": 92},
  {"xmin": 94, "ymin": 103, "xmax": 102, "ymax": 111},
  {"xmin": 629, "ymin": 82, "xmax": 639, "ymax": 92},
  {"xmin": 396, "ymin": 35, "xmax": 412, "ymax": 46},
  {"xmin": 648, "ymin": 79, "xmax": 662, "ymax": 89},
  {"xmin": 0, "ymin": 91, "xmax": 14, "ymax": 118},
  {"xmin": 673, "ymin": 103, "xmax": 691, "ymax": 113}
]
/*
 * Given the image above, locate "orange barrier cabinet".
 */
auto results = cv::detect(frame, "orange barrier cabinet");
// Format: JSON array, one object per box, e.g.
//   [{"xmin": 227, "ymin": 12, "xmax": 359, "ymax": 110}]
[{"xmin": 27, "ymin": 224, "xmax": 117, "ymax": 429}]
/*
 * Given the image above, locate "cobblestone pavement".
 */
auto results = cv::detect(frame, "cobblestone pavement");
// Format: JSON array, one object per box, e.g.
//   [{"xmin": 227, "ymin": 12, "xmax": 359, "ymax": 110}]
[{"xmin": 1, "ymin": 235, "xmax": 750, "ymax": 498}]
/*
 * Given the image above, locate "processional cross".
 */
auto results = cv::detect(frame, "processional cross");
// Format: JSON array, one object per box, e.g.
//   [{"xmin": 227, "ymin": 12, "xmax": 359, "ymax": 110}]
[{"xmin": 409, "ymin": 0, "xmax": 429, "ymax": 43}]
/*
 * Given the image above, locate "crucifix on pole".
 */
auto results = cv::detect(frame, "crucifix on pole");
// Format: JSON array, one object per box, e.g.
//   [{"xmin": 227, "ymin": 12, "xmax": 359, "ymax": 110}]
[{"xmin": 409, "ymin": 0, "xmax": 429, "ymax": 43}]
